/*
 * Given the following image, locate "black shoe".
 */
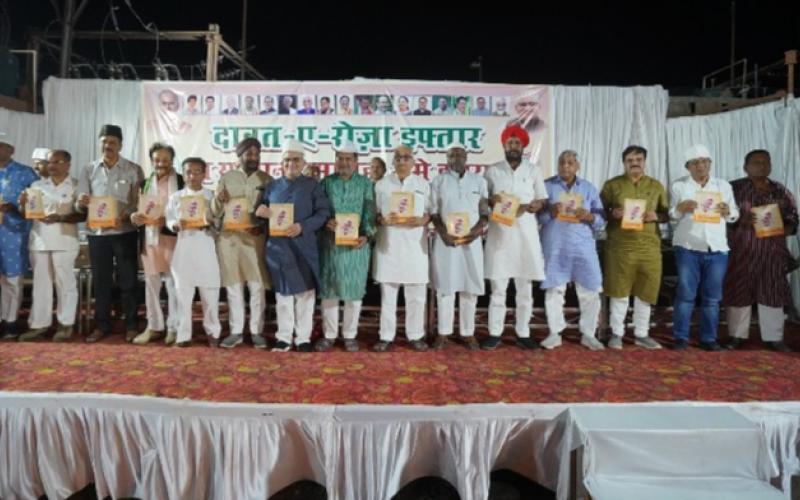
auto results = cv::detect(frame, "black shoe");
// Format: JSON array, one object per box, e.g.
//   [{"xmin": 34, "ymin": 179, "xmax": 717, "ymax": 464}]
[
  {"xmin": 271, "ymin": 341, "xmax": 292, "ymax": 352},
  {"xmin": 764, "ymin": 341, "xmax": 792, "ymax": 352},
  {"xmin": 725, "ymin": 338, "xmax": 744, "ymax": 350},
  {"xmin": 0, "ymin": 322, "xmax": 18, "ymax": 340},
  {"xmin": 673, "ymin": 339, "xmax": 689, "ymax": 351},
  {"xmin": 480, "ymin": 336, "xmax": 501, "ymax": 351},
  {"xmin": 372, "ymin": 340, "xmax": 392, "ymax": 352},
  {"xmin": 699, "ymin": 341, "xmax": 723, "ymax": 352},
  {"xmin": 297, "ymin": 342, "xmax": 312, "ymax": 352},
  {"xmin": 516, "ymin": 337, "xmax": 540, "ymax": 350}
]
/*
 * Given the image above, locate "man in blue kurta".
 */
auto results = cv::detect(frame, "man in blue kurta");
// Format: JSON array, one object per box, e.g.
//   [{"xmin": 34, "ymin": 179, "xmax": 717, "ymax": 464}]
[
  {"xmin": 255, "ymin": 139, "xmax": 330, "ymax": 352},
  {"xmin": 538, "ymin": 150, "xmax": 606, "ymax": 350},
  {"xmin": 315, "ymin": 140, "xmax": 376, "ymax": 352},
  {"xmin": 0, "ymin": 133, "xmax": 39, "ymax": 339}
]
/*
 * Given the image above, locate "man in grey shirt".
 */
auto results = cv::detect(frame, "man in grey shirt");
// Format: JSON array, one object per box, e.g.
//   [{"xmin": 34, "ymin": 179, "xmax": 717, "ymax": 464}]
[{"xmin": 76, "ymin": 124, "xmax": 144, "ymax": 342}]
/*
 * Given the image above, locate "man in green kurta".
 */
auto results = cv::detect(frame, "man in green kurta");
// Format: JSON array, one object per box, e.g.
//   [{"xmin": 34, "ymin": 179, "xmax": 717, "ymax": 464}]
[
  {"xmin": 315, "ymin": 141, "xmax": 376, "ymax": 352},
  {"xmin": 600, "ymin": 145, "xmax": 668, "ymax": 350}
]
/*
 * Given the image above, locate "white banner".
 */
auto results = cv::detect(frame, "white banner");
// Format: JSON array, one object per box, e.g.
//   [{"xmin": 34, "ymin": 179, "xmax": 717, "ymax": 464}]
[{"xmin": 141, "ymin": 80, "xmax": 554, "ymax": 185}]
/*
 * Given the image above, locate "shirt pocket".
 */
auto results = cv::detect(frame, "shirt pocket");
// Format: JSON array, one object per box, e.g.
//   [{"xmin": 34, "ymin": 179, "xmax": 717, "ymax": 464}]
[{"xmin": 110, "ymin": 179, "xmax": 132, "ymax": 203}]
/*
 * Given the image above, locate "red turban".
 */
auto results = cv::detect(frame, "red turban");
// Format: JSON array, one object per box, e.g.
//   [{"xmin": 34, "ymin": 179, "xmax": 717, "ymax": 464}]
[{"xmin": 500, "ymin": 125, "xmax": 530, "ymax": 148}]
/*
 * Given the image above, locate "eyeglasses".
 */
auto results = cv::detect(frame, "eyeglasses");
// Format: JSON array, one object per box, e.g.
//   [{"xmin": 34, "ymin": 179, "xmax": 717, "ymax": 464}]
[
  {"xmin": 47, "ymin": 160, "xmax": 69, "ymax": 165},
  {"xmin": 394, "ymin": 154, "xmax": 413, "ymax": 161}
]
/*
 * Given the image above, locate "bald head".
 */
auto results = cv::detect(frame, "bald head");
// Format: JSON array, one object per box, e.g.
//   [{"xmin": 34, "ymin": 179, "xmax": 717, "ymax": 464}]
[{"xmin": 393, "ymin": 145, "xmax": 414, "ymax": 179}]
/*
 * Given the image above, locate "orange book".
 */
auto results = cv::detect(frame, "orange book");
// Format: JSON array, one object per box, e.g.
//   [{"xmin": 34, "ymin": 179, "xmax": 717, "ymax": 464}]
[
  {"xmin": 389, "ymin": 192, "xmax": 415, "ymax": 223},
  {"xmin": 137, "ymin": 194, "xmax": 164, "ymax": 225},
  {"xmin": 335, "ymin": 213, "xmax": 360, "ymax": 246},
  {"xmin": 556, "ymin": 192, "xmax": 583, "ymax": 223},
  {"xmin": 446, "ymin": 212, "xmax": 470, "ymax": 244},
  {"xmin": 692, "ymin": 191, "xmax": 721, "ymax": 223},
  {"xmin": 752, "ymin": 204, "xmax": 784, "ymax": 238},
  {"xmin": 269, "ymin": 204, "xmax": 294, "ymax": 236},
  {"xmin": 490, "ymin": 193, "xmax": 520, "ymax": 226},
  {"xmin": 179, "ymin": 195, "xmax": 208, "ymax": 229},
  {"xmin": 87, "ymin": 196, "xmax": 118, "ymax": 229},
  {"xmin": 24, "ymin": 188, "xmax": 45, "ymax": 220},
  {"xmin": 621, "ymin": 198, "xmax": 647, "ymax": 231},
  {"xmin": 223, "ymin": 197, "xmax": 253, "ymax": 231}
]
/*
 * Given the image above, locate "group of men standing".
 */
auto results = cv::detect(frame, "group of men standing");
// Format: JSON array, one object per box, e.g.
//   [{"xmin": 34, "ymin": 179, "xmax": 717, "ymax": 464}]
[{"xmin": 0, "ymin": 122, "xmax": 795, "ymax": 352}]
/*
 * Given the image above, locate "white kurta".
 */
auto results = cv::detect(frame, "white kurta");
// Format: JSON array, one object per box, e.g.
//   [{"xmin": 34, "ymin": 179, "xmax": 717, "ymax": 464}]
[
  {"xmin": 372, "ymin": 173, "xmax": 430, "ymax": 284},
  {"xmin": 483, "ymin": 160, "xmax": 547, "ymax": 280},
  {"xmin": 429, "ymin": 169, "xmax": 487, "ymax": 295},
  {"xmin": 28, "ymin": 177, "xmax": 80, "ymax": 329},
  {"xmin": 28, "ymin": 177, "xmax": 80, "ymax": 252},
  {"xmin": 165, "ymin": 188, "xmax": 220, "ymax": 289}
]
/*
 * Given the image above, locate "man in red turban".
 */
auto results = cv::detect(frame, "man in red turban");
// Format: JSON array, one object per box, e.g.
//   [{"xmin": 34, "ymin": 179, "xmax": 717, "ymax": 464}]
[
  {"xmin": 480, "ymin": 125, "xmax": 548, "ymax": 351},
  {"xmin": 500, "ymin": 125, "xmax": 530, "ymax": 148}
]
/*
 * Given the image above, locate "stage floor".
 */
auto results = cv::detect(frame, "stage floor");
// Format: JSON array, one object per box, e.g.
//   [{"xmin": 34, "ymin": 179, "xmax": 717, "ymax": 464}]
[{"xmin": 1, "ymin": 327, "xmax": 798, "ymax": 405}]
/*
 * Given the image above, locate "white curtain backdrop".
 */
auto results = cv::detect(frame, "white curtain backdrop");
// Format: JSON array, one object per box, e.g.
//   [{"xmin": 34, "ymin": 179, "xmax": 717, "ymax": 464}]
[
  {"xmin": 665, "ymin": 97, "xmax": 800, "ymax": 311},
  {"xmin": 0, "ymin": 107, "xmax": 47, "ymax": 164},
  {"xmin": 553, "ymin": 85, "xmax": 670, "ymax": 188},
  {"xmin": 0, "ymin": 394, "xmax": 798, "ymax": 500},
  {"xmin": 42, "ymin": 77, "xmax": 143, "ymax": 172}
]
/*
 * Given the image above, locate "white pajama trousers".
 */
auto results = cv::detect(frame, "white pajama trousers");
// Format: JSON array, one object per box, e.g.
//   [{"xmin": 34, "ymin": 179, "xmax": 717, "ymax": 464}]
[
  {"xmin": 488, "ymin": 278, "xmax": 532, "ymax": 338},
  {"xmin": 175, "ymin": 285, "xmax": 221, "ymax": 343},
  {"xmin": 28, "ymin": 250, "xmax": 79, "ymax": 328},
  {"xmin": 143, "ymin": 272, "xmax": 178, "ymax": 332},
  {"xmin": 436, "ymin": 292, "xmax": 477, "ymax": 337},
  {"xmin": 322, "ymin": 299, "xmax": 362, "ymax": 340},
  {"xmin": 275, "ymin": 289, "xmax": 316, "ymax": 345},
  {"xmin": 609, "ymin": 296, "xmax": 651, "ymax": 338},
  {"xmin": 226, "ymin": 281, "xmax": 265, "ymax": 335},
  {"xmin": 726, "ymin": 304, "xmax": 784, "ymax": 342},
  {"xmin": 379, "ymin": 283, "xmax": 426, "ymax": 342},
  {"xmin": 544, "ymin": 283, "xmax": 601, "ymax": 337}
]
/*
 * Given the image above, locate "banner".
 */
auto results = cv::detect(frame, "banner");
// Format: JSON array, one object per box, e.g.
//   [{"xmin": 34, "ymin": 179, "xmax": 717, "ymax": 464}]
[{"xmin": 142, "ymin": 80, "xmax": 554, "ymax": 185}]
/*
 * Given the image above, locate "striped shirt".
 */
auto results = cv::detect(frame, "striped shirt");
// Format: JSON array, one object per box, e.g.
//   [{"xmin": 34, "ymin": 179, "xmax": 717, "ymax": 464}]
[{"xmin": 722, "ymin": 177, "xmax": 798, "ymax": 307}]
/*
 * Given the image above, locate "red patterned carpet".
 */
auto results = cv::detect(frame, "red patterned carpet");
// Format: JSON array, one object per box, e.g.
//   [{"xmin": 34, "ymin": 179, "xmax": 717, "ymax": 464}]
[{"xmin": 1, "ymin": 328, "xmax": 798, "ymax": 405}]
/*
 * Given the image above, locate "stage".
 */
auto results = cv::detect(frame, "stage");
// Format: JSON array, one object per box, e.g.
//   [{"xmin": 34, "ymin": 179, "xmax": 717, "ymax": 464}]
[{"xmin": 1, "ymin": 328, "xmax": 799, "ymax": 405}]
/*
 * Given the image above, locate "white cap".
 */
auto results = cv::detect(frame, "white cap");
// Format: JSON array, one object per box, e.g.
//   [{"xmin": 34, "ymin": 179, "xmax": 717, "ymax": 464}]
[
  {"xmin": 31, "ymin": 148, "xmax": 51, "ymax": 161},
  {"xmin": 445, "ymin": 141, "xmax": 467, "ymax": 152},
  {"xmin": 684, "ymin": 144, "xmax": 712, "ymax": 164},
  {"xmin": 335, "ymin": 140, "xmax": 358, "ymax": 154},
  {"xmin": 0, "ymin": 132, "xmax": 13, "ymax": 147},
  {"xmin": 281, "ymin": 139, "xmax": 305, "ymax": 155}
]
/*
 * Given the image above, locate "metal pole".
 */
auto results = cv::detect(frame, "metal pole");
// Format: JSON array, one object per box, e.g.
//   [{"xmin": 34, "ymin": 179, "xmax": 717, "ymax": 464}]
[
  {"xmin": 59, "ymin": 0, "xmax": 74, "ymax": 77},
  {"xmin": 730, "ymin": 1, "xmax": 736, "ymax": 84},
  {"xmin": 205, "ymin": 24, "xmax": 220, "ymax": 81},
  {"xmin": 240, "ymin": 0, "xmax": 247, "ymax": 80}
]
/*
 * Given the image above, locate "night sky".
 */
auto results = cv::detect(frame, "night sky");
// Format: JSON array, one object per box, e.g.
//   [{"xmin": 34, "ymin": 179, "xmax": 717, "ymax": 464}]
[{"xmin": 7, "ymin": 0, "xmax": 800, "ymax": 93}]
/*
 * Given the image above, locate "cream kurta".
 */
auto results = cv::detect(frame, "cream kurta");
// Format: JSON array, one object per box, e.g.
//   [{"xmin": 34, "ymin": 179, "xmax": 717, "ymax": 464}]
[
  {"xmin": 211, "ymin": 167, "xmax": 271, "ymax": 287},
  {"xmin": 372, "ymin": 173, "xmax": 430, "ymax": 284},
  {"xmin": 483, "ymin": 160, "xmax": 548, "ymax": 280}
]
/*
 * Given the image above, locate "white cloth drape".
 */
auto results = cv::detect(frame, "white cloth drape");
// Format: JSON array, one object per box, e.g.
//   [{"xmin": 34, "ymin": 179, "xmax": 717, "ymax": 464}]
[
  {"xmin": 0, "ymin": 107, "xmax": 47, "ymax": 164},
  {"xmin": 553, "ymin": 85, "xmax": 670, "ymax": 187},
  {"xmin": 1, "ymin": 394, "xmax": 799, "ymax": 500},
  {"xmin": 42, "ymin": 77, "xmax": 142, "ymax": 176}
]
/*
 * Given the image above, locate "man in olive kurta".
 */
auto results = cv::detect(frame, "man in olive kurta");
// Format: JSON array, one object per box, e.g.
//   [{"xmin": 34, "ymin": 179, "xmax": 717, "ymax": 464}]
[
  {"xmin": 315, "ymin": 141, "xmax": 376, "ymax": 352},
  {"xmin": 213, "ymin": 137, "xmax": 273, "ymax": 349},
  {"xmin": 600, "ymin": 145, "xmax": 668, "ymax": 350}
]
